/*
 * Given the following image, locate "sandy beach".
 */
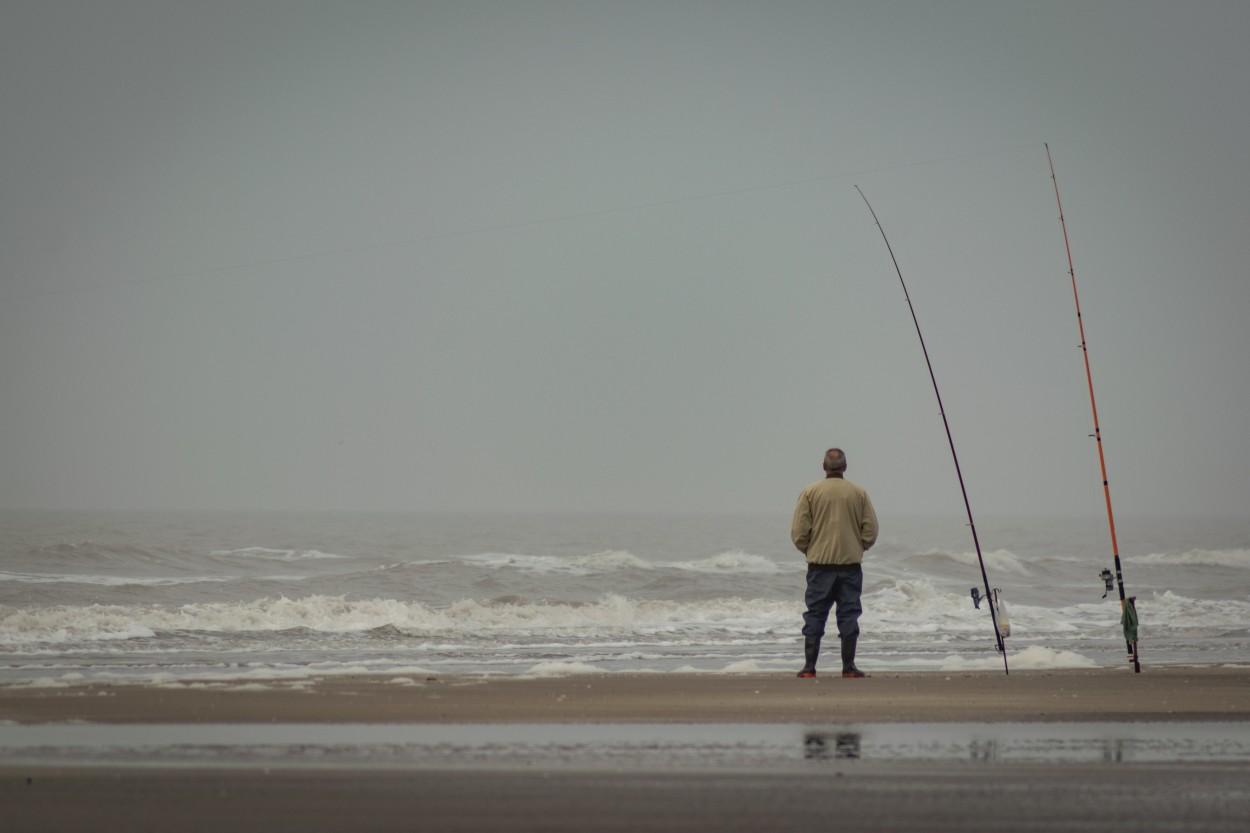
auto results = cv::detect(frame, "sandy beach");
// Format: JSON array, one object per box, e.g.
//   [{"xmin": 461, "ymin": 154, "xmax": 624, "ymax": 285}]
[
  {"xmin": 3, "ymin": 665, "xmax": 1249, "ymax": 724},
  {"xmin": 4, "ymin": 667, "xmax": 1250, "ymax": 831}
]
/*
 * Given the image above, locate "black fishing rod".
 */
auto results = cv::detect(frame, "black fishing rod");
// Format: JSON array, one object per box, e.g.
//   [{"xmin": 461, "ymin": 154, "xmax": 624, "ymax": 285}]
[
  {"xmin": 1044, "ymin": 144, "xmax": 1140, "ymax": 673},
  {"xmin": 855, "ymin": 185, "xmax": 1010, "ymax": 674}
]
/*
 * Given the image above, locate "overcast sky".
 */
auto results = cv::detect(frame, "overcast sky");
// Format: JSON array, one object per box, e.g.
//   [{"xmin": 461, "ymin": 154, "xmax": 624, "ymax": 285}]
[{"xmin": 2, "ymin": 1, "xmax": 1247, "ymax": 518}]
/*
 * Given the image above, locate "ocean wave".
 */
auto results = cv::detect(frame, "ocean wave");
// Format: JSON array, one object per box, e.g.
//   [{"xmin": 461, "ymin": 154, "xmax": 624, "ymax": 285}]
[
  {"xmin": 433, "ymin": 595, "xmax": 796, "ymax": 632},
  {"xmin": 1128, "ymin": 549, "xmax": 1250, "ymax": 569},
  {"xmin": 457, "ymin": 549, "xmax": 796, "ymax": 576},
  {"xmin": 0, "ymin": 604, "xmax": 159, "ymax": 643},
  {"xmin": 0, "ymin": 571, "xmax": 234, "ymax": 587},
  {"xmin": 0, "ymin": 595, "xmax": 800, "ymax": 646},
  {"xmin": 22, "ymin": 541, "xmax": 191, "ymax": 574},
  {"xmin": 461, "ymin": 550, "xmax": 654, "ymax": 574},
  {"xmin": 210, "ymin": 547, "xmax": 349, "ymax": 561},
  {"xmin": 670, "ymin": 551, "xmax": 791, "ymax": 574},
  {"xmin": 914, "ymin": 547, "xmax": 1030, "ymax": 576},
  {"xmin": 5, "ymin": 586, "xmax": 1243, "ymax": 649},
  {"xmin": 31, "ymin": 541, "xmax": 165, "ymax": 560},
  {"xmin": 859, "ymin": 579, "xmax": 1166, "ymax": 639},
  {"xmin": 863, "ymin": 579, "xmax": 996, "ymax": 635},
  {"xmin": 1138, "ymin": 591, "xmax": 1250, "ymax": 628}
]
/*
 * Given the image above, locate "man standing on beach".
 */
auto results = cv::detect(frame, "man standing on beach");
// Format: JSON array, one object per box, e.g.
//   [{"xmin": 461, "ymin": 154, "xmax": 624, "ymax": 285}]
[{"xmin": 791, "ymin": 448, "xmax": 878, "ymax": 678}]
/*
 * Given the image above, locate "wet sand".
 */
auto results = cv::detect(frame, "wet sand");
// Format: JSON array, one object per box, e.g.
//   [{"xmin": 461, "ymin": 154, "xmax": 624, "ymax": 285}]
[
  {"xmin": 2, "ymin": 665, "xmax": 1249, "ymax": 724},
  {"xmin": 4, "ymin": 667, "xmax": 1250, "ymax": 832},
  {"xmin": 5, "ymin": 762, "xmax": 1250, "ymax": 833}
]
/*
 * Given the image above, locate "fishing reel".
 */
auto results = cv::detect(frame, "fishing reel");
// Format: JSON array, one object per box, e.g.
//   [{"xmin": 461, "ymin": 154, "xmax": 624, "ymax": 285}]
[
  {"xmin": 1099, "ymin": 568, "xmax": 1114, "ymax": 598},
  {"xmin": 970, "ymin": 587, "xmax": 983, "ymax": 609}
]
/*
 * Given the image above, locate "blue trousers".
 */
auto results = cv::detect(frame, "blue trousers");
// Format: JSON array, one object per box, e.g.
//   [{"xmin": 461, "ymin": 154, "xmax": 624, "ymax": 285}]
[{"xmin": 801, "ymin": 565, "xmax": 863, "ymax": 640}]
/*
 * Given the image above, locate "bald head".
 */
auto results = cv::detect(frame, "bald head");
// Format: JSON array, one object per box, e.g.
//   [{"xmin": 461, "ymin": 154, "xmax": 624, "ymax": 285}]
[{"xmin": 823, "ymin": 448, "xmax": 847, "ymax": 477}]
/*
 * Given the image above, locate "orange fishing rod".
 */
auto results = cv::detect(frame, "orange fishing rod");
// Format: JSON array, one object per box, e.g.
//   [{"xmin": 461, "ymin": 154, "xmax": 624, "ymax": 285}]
[
  {"xmin": 856, "ymin": 185, "xmax": 1010, "ymax": 674},
  {"xmin": 1044, "ymin": 144, "xmax": 1140, "ymax": 673}
]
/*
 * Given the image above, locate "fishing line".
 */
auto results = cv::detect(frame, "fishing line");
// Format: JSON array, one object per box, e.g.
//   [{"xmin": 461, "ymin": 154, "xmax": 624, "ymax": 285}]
[
  {"xmin": 4, "ymin": 143, "xmax": 1039, "ymax": 304},
  {"xmin": 855, "ymin": 184, "xmax": 1010, "ymax": 674},
  {"xmin": 1044, "ymin": 143, "xmax": 1139, "ymax": 672}
]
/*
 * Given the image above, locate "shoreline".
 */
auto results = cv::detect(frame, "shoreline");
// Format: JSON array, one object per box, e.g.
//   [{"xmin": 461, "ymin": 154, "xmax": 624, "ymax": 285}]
[{"xmin": 3, "ymin": 665, "xmax": 1249, "ymax": 725}]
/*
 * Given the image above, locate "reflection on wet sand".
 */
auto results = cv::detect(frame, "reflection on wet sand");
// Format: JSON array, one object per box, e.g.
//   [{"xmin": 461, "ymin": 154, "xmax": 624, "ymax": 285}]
[
  {"xmin": 1, "ymin": 722, "xmax": 1248, "ymax": 768},
  {"xmin": 803, "ymin": 731, "xmax": 861, "ymax": 760},
  {"xmin": 799, "ymin": 725, "xmax": 1235, "ymax": 765}
]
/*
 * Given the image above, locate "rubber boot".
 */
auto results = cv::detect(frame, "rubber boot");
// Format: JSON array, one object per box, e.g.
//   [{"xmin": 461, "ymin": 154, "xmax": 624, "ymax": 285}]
[
  {"xmin": 841, "ymin": 634, "xmax": 866, "ymax": 678},
  {"xmin": 796, "ymin": 636, "xmax": 820, "ymax": 678}
]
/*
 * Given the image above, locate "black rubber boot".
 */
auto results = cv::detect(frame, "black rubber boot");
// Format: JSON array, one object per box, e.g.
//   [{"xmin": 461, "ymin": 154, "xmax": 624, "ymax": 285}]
[
  {"xmin": 841, "ymin": 634, "xmax": 866, "ymax": 678},
  {"xmin": 796, "ymin": 636, "xmax": 820, "ymax": 678}
]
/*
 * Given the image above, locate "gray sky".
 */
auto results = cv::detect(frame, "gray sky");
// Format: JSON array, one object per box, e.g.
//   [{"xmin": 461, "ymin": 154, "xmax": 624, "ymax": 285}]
[{"xmin": 2, "ymin": 0, "xmax": 1247, "ymax": 518}]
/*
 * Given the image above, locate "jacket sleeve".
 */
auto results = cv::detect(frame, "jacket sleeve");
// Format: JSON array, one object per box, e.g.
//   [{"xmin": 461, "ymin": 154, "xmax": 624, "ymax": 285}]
[
  {"xmin": 791, "ymin": 491, "xmax": 812, "ymax": 554},
  {"xmin": 859, "ymin": 492, "xmax": 879, "ymax": 552}
]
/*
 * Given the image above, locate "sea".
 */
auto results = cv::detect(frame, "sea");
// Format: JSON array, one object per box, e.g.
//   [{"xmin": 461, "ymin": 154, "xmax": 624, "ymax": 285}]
[{"xmin": 2, "ymin": 511, "xmax": 1247, "ymax": 687}]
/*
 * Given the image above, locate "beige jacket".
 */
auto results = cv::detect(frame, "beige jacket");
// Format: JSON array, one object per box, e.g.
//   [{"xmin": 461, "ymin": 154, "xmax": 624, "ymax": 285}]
[{"xmin": 791, "ymin": 476, "xmax": 878, "ymax": 566}]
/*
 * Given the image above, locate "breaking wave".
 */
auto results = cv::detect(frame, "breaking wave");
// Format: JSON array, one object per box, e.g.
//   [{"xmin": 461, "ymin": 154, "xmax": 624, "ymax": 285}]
[{"xmin": 1128, "ymin": 549, "xmax": 1250, "ymax": 569}]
